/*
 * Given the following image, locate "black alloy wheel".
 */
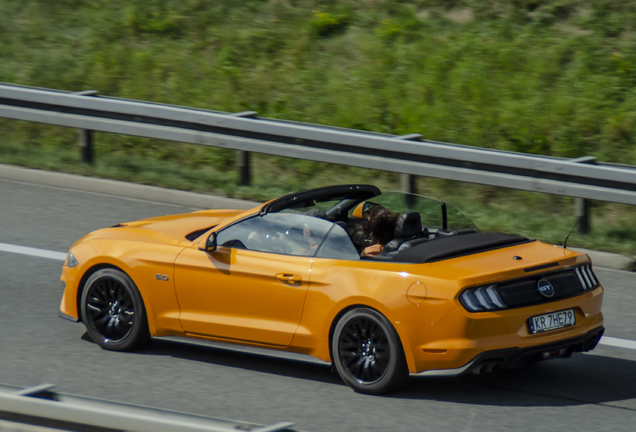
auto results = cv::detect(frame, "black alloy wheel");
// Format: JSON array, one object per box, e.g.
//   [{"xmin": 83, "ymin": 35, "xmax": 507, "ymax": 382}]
[
  {"xmin": 81, "ymin": 268, "xmax": 150, "ymax": 351},
  {"xmin": 332, "ymin": 308, "xmax": 408, "ymax": 394}
]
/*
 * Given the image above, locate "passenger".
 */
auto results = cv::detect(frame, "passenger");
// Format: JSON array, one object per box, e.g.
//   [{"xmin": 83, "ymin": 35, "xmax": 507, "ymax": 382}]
[
  {"xmin": 361, "ymin": 207, "xmax": 396, "ymax": 257},
  {"xmin": 303, "ymin": 223, "xmax": 322, "ymax": 252},
  {"xmin": 298, "ymin": 208, "xmax": 327, "ymax": 254}
]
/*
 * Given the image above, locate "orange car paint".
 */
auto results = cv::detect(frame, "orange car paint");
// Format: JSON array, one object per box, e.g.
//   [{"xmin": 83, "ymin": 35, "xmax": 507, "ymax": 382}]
[
  {"xmin": 60, "ymin": 203, "xmax": 604, "ymax": 374},
  {"xmin": 174, "ymin": 245, "xmax": 313, "ymax": 346}
]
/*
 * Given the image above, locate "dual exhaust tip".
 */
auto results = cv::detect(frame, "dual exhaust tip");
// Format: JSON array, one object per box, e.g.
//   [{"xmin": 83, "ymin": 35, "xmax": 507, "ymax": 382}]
[
  {"xmin": 469, "ymin": 331, "xmax": 604, "ymax": 376},
  {"xmin": 470, "ymin": 359, "xmax": 504, "ymax": 375}
]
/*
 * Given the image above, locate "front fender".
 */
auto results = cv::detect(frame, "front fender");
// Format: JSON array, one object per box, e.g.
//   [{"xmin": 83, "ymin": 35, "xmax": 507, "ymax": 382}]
[{"xmin": 60, "ymin": 239, "xmax": 184, "ymax": 335}]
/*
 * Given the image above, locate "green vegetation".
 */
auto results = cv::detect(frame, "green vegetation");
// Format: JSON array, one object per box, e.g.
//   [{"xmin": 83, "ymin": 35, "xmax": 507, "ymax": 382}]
[{"xmin": 1, "ymin": 0, "xmax": 636, "ymax": 254}]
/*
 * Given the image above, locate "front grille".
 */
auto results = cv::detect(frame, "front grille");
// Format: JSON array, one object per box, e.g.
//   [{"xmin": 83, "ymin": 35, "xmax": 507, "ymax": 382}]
[{"xmin": 459, "ymin": 265, "xmax": 600, "ymax": 312}]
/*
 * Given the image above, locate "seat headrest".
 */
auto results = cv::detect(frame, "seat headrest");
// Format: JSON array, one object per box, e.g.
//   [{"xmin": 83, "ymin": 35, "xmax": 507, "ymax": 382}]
[
  {"xmin": 305, "ymin": 209, "xmax": 327, "ymax": 219},
  {"xmin": 394, "ymin": 212, "xmax": 422, "ymax": 238}
]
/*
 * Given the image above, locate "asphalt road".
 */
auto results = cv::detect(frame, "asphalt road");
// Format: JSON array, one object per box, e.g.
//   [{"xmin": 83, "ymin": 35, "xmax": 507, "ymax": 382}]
[{"xmin": 1, "ymin": 178, "xmax": 635, "ymax": 431}]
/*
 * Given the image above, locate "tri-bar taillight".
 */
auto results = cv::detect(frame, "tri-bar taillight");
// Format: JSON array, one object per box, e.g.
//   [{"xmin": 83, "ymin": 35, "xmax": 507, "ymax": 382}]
[
  {"xmin": 575, "ymin": 264, "xmax": 598, "ymax": 291},
  {"xmin": 459, "ymin": 284, "xmax": 506, "ymax": 312}
]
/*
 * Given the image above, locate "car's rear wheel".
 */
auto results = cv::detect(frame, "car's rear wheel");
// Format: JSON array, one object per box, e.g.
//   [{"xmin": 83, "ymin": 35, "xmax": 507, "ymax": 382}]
[
  {"xmin": 80, "ymin": 268, "xmax": 150, "ymax": 351},
  {"xmin": 332, "ymin": 308, "xmax": 408, "ymax": 394}
]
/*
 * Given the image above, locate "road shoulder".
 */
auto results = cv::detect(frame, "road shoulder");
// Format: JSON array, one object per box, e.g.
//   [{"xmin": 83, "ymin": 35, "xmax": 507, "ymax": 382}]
[{"xmin": 1, "ymin": 163, "xmax": 633, "ymax": 271}]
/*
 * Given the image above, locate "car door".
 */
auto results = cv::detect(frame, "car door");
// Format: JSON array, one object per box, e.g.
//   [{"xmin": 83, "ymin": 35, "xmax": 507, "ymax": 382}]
[{"xmin": 174, "ymin": 212, "xmax": 333, "ymax": 346}]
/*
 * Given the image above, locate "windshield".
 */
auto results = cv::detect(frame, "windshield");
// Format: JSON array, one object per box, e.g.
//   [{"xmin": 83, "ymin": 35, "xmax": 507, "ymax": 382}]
[{"xmin": 346, "ymin": 191, "xmax": 479, "ymax": 232}]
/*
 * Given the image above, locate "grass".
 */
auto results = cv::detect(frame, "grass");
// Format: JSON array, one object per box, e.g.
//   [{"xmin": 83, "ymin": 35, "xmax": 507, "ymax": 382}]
[{"xmin": 1, "ymin": 0, "xmax": 636, "ymax": 254}]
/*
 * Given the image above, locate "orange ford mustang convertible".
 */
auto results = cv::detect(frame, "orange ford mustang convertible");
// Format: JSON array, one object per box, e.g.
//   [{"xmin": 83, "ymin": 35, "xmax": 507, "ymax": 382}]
[{"xmin": 59, "ymin": 185, "xmax": 604, "ymax": 394}]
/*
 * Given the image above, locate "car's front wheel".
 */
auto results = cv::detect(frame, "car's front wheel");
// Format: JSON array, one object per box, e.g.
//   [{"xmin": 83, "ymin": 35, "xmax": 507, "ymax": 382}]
[
  {"xmin": 332, "ymin": 308, "xmax": 408, "ymax": 394},
  {"xmin": 80, "ymin": 268, "xmax": 150, "ymax": 351}
]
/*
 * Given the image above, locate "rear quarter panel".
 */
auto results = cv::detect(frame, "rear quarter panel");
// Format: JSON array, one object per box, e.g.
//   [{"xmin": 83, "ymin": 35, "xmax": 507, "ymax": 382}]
[
  {"xmin": 295, "ymin": 258, "xmax": 464, "ymax": 369},
  {"xmin": 295, "ymin": 242, "xmax": 594, "ymax": 371}
]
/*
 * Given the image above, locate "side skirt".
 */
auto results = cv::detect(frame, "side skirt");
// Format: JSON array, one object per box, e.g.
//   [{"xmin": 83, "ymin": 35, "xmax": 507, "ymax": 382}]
[{"xmin": 155, "ymin": 336, "xmax": 332, "ymax": 366}]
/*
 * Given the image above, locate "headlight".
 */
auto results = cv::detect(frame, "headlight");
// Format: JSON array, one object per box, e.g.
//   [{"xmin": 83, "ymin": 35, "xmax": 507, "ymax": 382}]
[
  {"xmin": 65, "ymin": 252, "xmax": 78, "ymax": 268},
  {"xmin": 459, "ymin": 284, "xmax": 507, "ymax": 312}
]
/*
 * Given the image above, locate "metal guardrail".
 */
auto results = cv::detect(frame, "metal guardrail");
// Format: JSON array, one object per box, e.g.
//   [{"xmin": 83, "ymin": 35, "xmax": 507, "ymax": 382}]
[
  {"xmin": 0, "ymin": 84, "xmax": 632, "ymax": 426},
  {"xmin": 1, "ymin": 83, "xmax": 636, "ymax": 207},
  {"xmin": 0, "ymin": 384, "xmax": 296, "ymax": 432}
]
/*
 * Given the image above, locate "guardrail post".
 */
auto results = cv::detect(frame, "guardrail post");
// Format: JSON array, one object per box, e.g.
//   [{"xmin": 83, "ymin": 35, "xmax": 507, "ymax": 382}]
[
  {"xmin": 236, "ymin": 150, "xmax": 251, "ymax": 186},
  {"xmin": 78, "ymin": 129, "xmax": 93, "ymax": 164},
  {"xmin": 400, "ymin": 173, "xmax": 416, "ymax": 195},
  {"xmin": 74, "ymin": 90, "xmax": 99, "ymax": 164},
  {"xmin": 398, "ymin": 134, "xmax": 423, "ymax": 206},
  {"xmin": 575, "ymin": 196, "xmax": 590, "ymax": 234},
  {"xmin": 571, "ymin": 156, "xmax": 597, "ymax": 234},
  {"xmin": 231, "ymin": 111, "xmax": 258, "ymax": 186}
]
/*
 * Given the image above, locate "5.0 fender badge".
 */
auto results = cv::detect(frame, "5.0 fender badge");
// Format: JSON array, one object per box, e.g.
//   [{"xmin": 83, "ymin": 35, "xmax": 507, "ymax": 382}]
[
  {"xmin": 537, "ymin": 279, "xmax": 555, "ymax": 298},
  {"xmin": 155, "ymin": 274, "xmax": 169, "ymax": 281}
]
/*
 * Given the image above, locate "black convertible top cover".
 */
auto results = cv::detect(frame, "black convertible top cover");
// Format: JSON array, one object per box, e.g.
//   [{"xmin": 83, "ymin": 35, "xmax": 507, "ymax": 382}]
[{"xmin": 392, "ymin": 232, "xmax": 532, "ymax": 263}]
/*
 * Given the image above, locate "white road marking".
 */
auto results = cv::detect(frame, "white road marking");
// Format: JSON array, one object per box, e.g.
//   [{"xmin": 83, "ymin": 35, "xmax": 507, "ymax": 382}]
[
  {"xmin": 599, "ymin": 336, "xmax": 636, "ymax": 350},
  {"xmin": 0, "ymin": 242, "xmax": 66, "ymax": 261},
  {"xmin": 1, "ymin": 241, "xmax": 636, "ymax": 353}
]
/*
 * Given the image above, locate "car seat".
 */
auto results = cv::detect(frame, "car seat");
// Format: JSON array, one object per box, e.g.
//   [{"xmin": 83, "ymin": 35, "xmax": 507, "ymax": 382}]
[{"xmin": 381, "ymin": 212, "xmax": 426, "ymax": 254}]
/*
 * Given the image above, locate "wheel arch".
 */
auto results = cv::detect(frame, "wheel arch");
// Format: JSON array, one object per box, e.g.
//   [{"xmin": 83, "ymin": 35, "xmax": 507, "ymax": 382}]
[
  {"xmin": 326, "ymin": 302, "xmax": 416, "ymax": 372},
  {"xmin": 75, "ymin": 263, "xmax": 131, "ymax": 323},
  {"xmin": 328, "ymin": 304, "xmax": 367, "ymax": 362},
  {"xmin": 328, "ymin": 305, "xmax": 410, "ymax": 393},
  {"xmin": 327, "ymin": 304, "xmax": 404, "ymax": 363},
  {"xmin": 78, "ymin": 264, "xmax": 151, "ymax": 351}
]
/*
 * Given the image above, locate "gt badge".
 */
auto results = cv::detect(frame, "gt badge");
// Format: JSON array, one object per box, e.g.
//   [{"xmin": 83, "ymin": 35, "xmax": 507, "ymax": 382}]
[
  {"xmin": 537, "ymin": 279, "xmax": 554, "ymax": 298},
  {"xmin": 155, "ymin": 274, "xmax": 169, "ymax": 281}
]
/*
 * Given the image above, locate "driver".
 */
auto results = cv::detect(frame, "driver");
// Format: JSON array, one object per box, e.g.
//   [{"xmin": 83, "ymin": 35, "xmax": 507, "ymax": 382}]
[{"xmin": 361, "ymin": 206, "xmax": 396, "ymax": 257}]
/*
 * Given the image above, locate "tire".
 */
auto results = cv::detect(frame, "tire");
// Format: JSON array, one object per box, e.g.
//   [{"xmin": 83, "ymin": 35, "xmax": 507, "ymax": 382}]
[
  {"xmin": 332, "ymin": 308, "xmax": 408, "ymax": 395},
  {"xmin": 80, "ymin": 268, "xmax": 150, "ymax": 351}
]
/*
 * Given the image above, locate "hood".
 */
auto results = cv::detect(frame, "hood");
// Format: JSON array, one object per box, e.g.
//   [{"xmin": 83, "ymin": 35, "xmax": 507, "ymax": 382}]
[{"xmin": 79, "ymin": 209, "xmax": 248, "ymax": 246}]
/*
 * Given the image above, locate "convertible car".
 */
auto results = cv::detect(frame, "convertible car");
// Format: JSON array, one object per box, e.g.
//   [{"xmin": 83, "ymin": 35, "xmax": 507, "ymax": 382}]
[{"xmin": 59, "ymin": 185, "xmax": 604, "ymax": 394}]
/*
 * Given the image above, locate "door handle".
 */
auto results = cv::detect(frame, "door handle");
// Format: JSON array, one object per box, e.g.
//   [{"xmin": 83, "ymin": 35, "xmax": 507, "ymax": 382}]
[{"xmin": 275, "ymin": 273, "xmax": 302, "ymax": 284}]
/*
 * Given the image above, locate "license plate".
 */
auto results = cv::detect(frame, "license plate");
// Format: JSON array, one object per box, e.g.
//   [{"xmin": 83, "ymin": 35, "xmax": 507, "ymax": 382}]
[{"xmin": 528, "ymin": 309, "xmax": 575, "ymax": 334}]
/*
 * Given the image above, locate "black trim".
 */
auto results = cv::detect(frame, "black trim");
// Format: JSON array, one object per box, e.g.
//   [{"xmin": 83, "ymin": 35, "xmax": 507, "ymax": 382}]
[
  {"xmin": 459, "ymin": 326, "xmax": 604, "ymax": 373},
  {"xmin": 185, "ymin": 225, "xmax": 217, "ymax": 241},
  {"xmin": 459, "ymin": 266, "xmax": 599, "ymax": 313},
  {"xmin": 524, "ymin": 262, "xmax": 559, "ymax": 273},
  {"xmin": 495, "ymin": 280, "xmax": 597, "ymax": 311},
  {"xmin": 58, "ymin": 310, "xmax": 79, "ymax": 322},
  {"xmin": 261, "ymin": 184, "xmax": 380, "ymax": 214}
]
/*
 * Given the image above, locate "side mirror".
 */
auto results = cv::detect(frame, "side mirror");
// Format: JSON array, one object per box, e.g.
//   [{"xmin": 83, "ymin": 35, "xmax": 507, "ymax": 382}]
[{"xmin": 203, "ymin": 232, "xmax": 217, "ymax": 252}]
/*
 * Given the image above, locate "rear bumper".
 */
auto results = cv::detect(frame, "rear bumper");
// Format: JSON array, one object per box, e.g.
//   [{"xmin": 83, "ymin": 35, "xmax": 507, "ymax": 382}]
[
  {"xmin": 404, "ymin": 283, "xmax": 603, "ymax": 373},
  {"xmin": 414, "ymin": 325, "xmax": 604, "ymax": 376}
]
